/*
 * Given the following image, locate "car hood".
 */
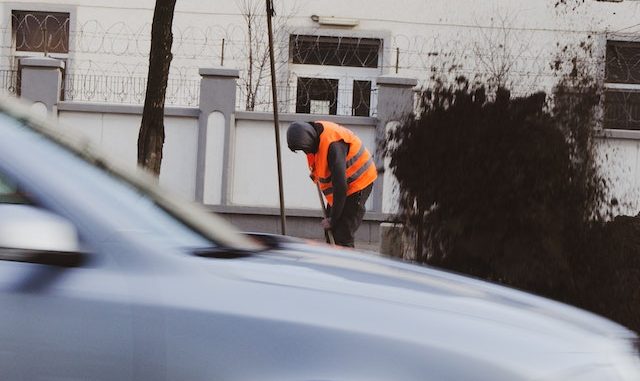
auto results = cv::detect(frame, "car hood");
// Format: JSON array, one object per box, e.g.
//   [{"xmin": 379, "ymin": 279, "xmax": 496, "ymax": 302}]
[
  {"xmin": 200, "ymin": 239, "xmax": 639, "ymax": 380},
  {"xmin": 214, "ymin": 238, "xmax": 637, "ymax": 346}
]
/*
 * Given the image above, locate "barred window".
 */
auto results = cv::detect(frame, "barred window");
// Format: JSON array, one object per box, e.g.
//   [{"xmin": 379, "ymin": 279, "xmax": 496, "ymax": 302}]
[
  {"xmin": 290, "ymin": 35, "xmax": 381, "ymax": 68},
  {"xmin": 604, "ymin": 40, "xmax": 640, "ymax": 130},
  {"xmin": 606, "ymin": 41, "xmax": 640, "ymax": 84},
  {"xmin": 604, "ymin": 91, "xmax": 640, "ymax": 130},
  {"xmin": 296, "ymin": 77, "xmax": 339, "ymax": 115},
  {"xmin": 352, "ymin": 80, "xmax": 372, "ymax": 117},
  {"xmin": 12, "ymin": 10, "xmax": 70, "ymax": 54}
]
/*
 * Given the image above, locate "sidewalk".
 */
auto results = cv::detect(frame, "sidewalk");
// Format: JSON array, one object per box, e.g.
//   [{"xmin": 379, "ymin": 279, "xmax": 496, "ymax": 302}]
[
  {"xmin": 355, "ymin": 241, "xmax": 381, "ymax": 253},
  {"xmin": 306, "ymin": 238, "xmax": 380, "ymax": 253}
]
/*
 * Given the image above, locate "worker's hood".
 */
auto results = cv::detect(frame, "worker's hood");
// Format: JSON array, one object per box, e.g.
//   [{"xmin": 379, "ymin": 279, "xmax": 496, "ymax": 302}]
[{"xmin": 286, "ymin": 121, "xmax": 318, "ymax": 153}]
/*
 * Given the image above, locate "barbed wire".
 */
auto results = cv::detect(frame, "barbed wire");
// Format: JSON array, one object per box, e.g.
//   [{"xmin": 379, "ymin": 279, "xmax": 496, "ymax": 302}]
[
  {"xmin": 62, "ymin": 73, "xmax": 200, "ymax": 106},
  {"xmin": 0, "ymin": 69, "xmax": 18, "ymax": 96},
  {"xmin": 0, "ymin": 18, "xmax": 601, "ymax": 72},
  {"xmin": 0, "ymin": 15, "xmax": 626, "ymax": 115}
]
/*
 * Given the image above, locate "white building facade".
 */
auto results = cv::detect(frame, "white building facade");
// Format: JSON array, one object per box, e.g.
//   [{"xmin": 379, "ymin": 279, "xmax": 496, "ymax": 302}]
[{"xmin": 4, "ymin": 0, "xmax": 640, "ymax": 110}]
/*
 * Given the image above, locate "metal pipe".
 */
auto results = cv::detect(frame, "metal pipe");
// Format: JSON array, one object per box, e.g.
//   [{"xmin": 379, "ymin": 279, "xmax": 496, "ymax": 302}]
[
  {"xmin": 265, "ymin": 0, "xmax": 287, "ymax": 235},
  {"xmin": 221, "ymin": 38, "xmax": 225, "ymax": 66}
]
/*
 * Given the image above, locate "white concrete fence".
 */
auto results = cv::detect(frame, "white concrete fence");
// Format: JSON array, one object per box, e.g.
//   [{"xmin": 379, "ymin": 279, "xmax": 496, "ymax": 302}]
[
  {"xmin": 17, "ymin": 57, "xmax": 419, "ymax": 247},
  {"xmin": 16, "ymin": 56, "xmax": 640, "ymax": 251}
]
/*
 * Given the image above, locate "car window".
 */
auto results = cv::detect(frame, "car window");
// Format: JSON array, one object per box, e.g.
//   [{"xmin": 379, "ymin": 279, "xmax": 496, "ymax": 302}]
[{"xmin": 0, "ymin": 173, "xmax": 29, "ymax": 205}]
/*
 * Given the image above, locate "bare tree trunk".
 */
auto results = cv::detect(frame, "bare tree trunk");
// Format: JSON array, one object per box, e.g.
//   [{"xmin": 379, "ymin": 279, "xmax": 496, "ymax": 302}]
[{"xmin": 137, "ymin": 0, "xmax": 177, "ymax": 176}]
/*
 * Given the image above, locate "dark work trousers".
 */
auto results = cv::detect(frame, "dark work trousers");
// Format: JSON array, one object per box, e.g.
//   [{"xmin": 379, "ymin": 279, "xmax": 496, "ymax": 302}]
[{"xmin": 325, "ymin": 183, "xmax": 373, "ymax": 247}]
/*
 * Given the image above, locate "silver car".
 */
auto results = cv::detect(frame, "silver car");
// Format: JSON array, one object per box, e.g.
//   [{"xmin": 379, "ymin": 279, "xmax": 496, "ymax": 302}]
[{"xmin": 0, "ymin": 96, "xmax": 638, "ymax": 381}]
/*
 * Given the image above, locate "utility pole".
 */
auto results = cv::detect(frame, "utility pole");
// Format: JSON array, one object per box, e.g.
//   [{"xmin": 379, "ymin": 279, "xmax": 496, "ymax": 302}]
[{"xmin": 266, "ymin": 0, "xmax": 287, "ymax": 235}]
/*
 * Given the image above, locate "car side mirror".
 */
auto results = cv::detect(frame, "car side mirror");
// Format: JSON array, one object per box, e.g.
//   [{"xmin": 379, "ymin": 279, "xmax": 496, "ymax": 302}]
[{"xmin": 0, "ymin": 204, "xmax": 84, "ymax": 267}]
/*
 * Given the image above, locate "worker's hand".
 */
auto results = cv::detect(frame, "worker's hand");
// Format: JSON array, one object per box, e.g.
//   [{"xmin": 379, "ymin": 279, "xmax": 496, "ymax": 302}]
[{"xmin": 321, "ymin": 217, "xmax": 332, "ymax": 230}]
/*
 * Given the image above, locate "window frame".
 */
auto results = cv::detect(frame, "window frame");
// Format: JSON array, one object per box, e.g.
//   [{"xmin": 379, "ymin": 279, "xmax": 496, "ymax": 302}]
[
  {"xmin": 290, "ymin": 34, "xmax": 382, "ymax": 69},
  {"xmin": 285, "ymin": 28, "xmax": 388, "ymax": 117},
  {"xmin": 11, "ymin": 10, "xmax": 71, "ymax": 55},
  {"xmin": 3, "ymin": 4, "xmax": 76, "ymax": 69},
  {"xmin": 604, "ymin": 39, "xmax": 640, "ymax": 131}
]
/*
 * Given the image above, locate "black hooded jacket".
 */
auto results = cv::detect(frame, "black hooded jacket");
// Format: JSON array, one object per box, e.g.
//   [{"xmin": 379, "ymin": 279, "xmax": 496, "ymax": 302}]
[{"xmin": 287, "ymin": 122, "xmax": 348, "ymax": 226}]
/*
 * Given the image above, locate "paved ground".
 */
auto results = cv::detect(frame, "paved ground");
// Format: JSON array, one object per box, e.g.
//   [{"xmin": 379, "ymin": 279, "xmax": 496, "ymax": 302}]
[
  {"xmin": 306, "ymin": 238, "xmax": 381, "ymax": 253},
  {"xmin": 355, "ymin": 242, "xmax": 381, "ymax": 253}
]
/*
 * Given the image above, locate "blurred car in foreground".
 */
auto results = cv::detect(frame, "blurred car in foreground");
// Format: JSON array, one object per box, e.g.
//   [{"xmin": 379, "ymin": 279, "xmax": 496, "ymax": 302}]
[{"xmin": 0, "ymin": 95, "xmax": 638, "ymax": 381}]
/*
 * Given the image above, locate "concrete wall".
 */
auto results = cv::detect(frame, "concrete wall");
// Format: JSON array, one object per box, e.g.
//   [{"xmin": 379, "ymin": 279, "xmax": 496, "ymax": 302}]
[
  {"xmin": 13, "ymin": 52, "xmax": 640, "ymax": 251},
  {"xmin": 230, "ymin": 113, "xmax": 377, "ymax": 209},
  {"xmin": 50, "ymin": 104, "xmax": 386, "ymax": 246},
  {"xmin": 53, "ymin": 105, "xmax": 381, "ymax": 211},
  {"xmin": 56, "ymin": 103, "xmax": 200, "ymax": 201},
  {"xmin": 47, "ymin": 98, "xmax": 640, "ymax": 235},
  {"xmin": 216, "ymin": 112, "xmax": 383, "ymax": 246},
  {"xmin": 14, "ymin": 58, "xmax": 414, "ymax": 248}
]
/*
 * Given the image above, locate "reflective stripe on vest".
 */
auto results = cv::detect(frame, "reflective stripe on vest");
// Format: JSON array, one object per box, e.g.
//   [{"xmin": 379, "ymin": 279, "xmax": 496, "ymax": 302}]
[{"xmin": 307, "ymin": 121, "xmax": 377, "ymax": 205}]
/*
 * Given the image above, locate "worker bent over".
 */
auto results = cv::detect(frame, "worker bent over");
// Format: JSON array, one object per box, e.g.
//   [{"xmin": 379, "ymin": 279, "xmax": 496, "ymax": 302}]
[{"xmin": 287, "ymin": 121, "xmax": 377, "ymax": 247}]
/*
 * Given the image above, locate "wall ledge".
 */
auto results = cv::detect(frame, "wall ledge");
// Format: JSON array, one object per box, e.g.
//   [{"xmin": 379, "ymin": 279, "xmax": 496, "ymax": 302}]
[
  {"xmin": 376, "ymin": 76, "xmax": 418, "ymax": 87},
  {"xmin": 58, "ymin": 101, "xmax": 200, "ymax": 117},
  {"xmin": 206, "ymin": 204, "xmax": 393, "ymax": 222},
  {"xmin": 199, "ymin": 67, "xmax": 240, "ymax": 78},
  {"xmin": 235, "ymin": 111, "xmax": 377, "ymax": 126},
  {"xmin": 20, "ymin": 57, "xmax": 65, "ymax": 69},
  {"xmin": 601, "ymin": 129, "xmax": 640, "ymax": 140}
]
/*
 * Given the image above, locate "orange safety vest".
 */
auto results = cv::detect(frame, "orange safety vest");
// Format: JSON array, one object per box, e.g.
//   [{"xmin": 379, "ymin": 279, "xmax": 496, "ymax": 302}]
[{"xmin": 306, "ymin": 121, "xmax": 377, "ymax": 205}]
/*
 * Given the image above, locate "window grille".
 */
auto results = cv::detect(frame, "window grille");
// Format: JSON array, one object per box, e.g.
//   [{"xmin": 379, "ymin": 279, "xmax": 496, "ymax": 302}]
[
  {"xmin": 352, "ymin": 80, "xmax": 372, "ymax": 117},
  {"xmin": 12, "ymin": 10, "xmax": 70, "ymax": 54},
  {"xmin": 290, "ymin": 35, "xmax": 381, "ymax": 68},
  {"xmin": 604, "ymin": 40, "xmax": 640, "ymax": 130},
  {"xmin": 296, "ymin": 77, "xmax": 339, "ymax": 115}
]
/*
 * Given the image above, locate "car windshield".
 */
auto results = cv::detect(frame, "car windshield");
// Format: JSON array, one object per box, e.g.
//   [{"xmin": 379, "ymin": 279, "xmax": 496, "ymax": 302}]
[{"xmin": 0, "ymin": 97, "xmax": 264, "ymax": 253}]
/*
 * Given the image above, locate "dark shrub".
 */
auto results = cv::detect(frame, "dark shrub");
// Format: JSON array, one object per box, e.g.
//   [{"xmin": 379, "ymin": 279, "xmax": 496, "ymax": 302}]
[
  {"xmin": 385, "ymin": 77, "xmax": 640, "ymax": 333},
  {"xmin": 579, "ymin": 216, "xmax": 640, "ymax": 333}
]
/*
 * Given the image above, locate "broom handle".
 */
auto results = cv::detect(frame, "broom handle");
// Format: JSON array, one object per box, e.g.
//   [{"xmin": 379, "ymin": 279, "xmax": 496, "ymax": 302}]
[{"xmin": 316, "ymin": 184, "xmax": 335, "ymax": 245}]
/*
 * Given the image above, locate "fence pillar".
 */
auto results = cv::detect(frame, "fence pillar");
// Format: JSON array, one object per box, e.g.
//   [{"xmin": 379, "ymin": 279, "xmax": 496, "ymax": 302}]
[
  {"xmin": 19, "ymin": 57, "xmax": 65, "ymax": 113},
  {"xmin": 373, "ymin": 75, "xmax": 417, "ymax": 213},
  {"xmin": 375, "ymin": 76, "xmax": 417, "ymax": 257},
  {"xmin": 196, "ymin": 68, "xmax": 240, "ymax": 205}
]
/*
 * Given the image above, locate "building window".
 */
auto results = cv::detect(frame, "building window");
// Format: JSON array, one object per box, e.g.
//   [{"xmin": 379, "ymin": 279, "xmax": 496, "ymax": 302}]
[
  {"xmin": 604, "ymin": 40, "xmax": 640, "ymax": 130},
  {"xmin": 12, "ymin": 10, "xmax": 70, "ymax": 54},
  {"xmin": 296, "ymin": 77, "xmax": 339, "ymax": 115},
  {"xmin": 352, "ymin": 80, "xmax": 372, "ymax": 117},
  {"xmin": 289, "ymin": 34, "xmax": 382, "ymax": 116},
  {"xmin": 290, "ymin": 35, "xmax": 381, "ymax": 68}
]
